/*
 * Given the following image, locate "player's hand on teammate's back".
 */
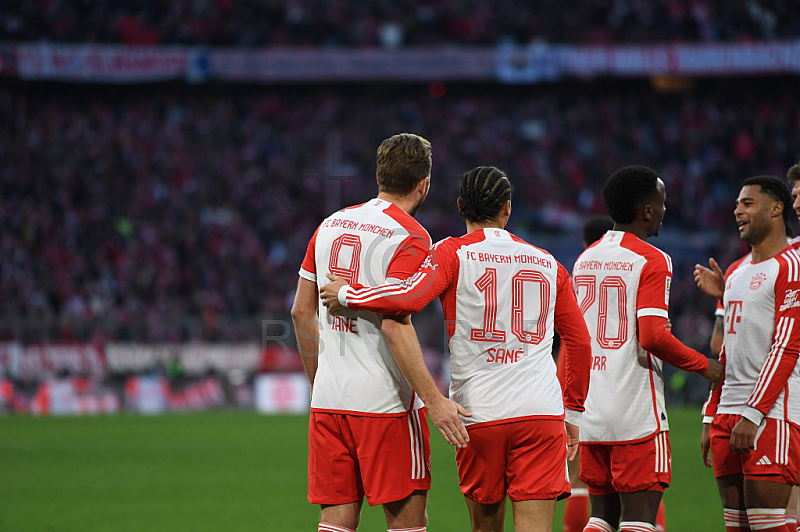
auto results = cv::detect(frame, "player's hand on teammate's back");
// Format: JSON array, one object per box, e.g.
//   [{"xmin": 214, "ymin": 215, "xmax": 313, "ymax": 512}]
[
  {"xmin": 729, "ymin": 417, "xmax": 758, "ymax": 454},
  {"xmin": 694, "ymin": 257, "xmax": 725, "ymax": 300},
  {"xmin": 700, "ymin": 423, "xmax": 712, "ymax": 468},
  {"xmin": 320, "ymin": 274, "xmax": 348, "ymax": 314},
  {"xmin": 426, "ymin": 395, "xmax": 472, "ymax": 449},
  {"xmin": 565, "ymin": 422, "xmax": 579, "ymax": 461},
  {"xmin": 701, "ymin": 358, "xmax": 723, "ymax": 386}
]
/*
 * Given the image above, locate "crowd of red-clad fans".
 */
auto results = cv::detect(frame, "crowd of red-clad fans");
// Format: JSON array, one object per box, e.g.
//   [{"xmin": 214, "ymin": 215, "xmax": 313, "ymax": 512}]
[
  {"xmin": 2, "ymin": 0, "xmax": 799, "ymax": 46},
  {"xmin": 1, "ymin": 80, "xmax": 798, "ymax": 345}
]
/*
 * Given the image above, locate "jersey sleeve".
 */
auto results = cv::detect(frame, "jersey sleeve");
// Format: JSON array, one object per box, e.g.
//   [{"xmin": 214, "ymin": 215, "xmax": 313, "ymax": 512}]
[
  {"xmin": 298, "ymin": 225, "xmax": 320, "ymax": 282},
  {"xmin": 636, "ymin": 252, "xmax": 671, "ymax": 319},
  {"xmin": 385, "ymin": 230, "xmax": 432, "ymax": 282},
  {"xmin": 742, "ymin": 257, "xmax": 800, "ymax": 425},
  {"xmin": 344, "ymin": 238, "xmax": 458, "ymax": 316},
  {"xmin": 553, "ymin": 264, "xmax": 592, "ymax": 419},
  {"xmin": 637, "ymin": 253, "xmax": 710, "ymax": 373}
]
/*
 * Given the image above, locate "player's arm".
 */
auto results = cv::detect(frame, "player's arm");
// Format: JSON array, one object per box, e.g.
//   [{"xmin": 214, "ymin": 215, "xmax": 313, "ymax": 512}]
[
  {"xmin": 292, "ymin": 226, "xmax": 321, "ymax": 395},
  {"xmin": 638, "ymin": 258, "xmax": 723, "ymax": 383},
  {"xmin": 700, "ymin": 347, "xmax": 726, "ymax": 467},
  {"xmin": 321, "ymin": 240, "xmax": 453, "ymax": 315},
  {"xmin": 380, "ymin": 314, "xmax": 472, "ymax": 448},
  {"xmin": 731, "ymin": 267, "xmax": 800, "ymax": 454},
  {"xmin": 710, "ymin": 313, "xmax": 724, "ymax": 358},
  {"xmin": 553, "ymin": 264, "xmax": 592, "ymax": 461},
  {"xmin": 291, "ymin": 277, "xmax": 320, "ymax": 395}
]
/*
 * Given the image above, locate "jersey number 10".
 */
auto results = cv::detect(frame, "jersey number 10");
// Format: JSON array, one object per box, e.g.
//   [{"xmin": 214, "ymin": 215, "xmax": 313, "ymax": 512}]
[{"xmin": 470, "ymin": 267, "xmax": 550, "ymax": 345}]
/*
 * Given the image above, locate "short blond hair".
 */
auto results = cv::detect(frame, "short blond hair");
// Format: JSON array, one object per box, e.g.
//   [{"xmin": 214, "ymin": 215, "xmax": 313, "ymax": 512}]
[{"xmin": 376, "ymin": 133, "xmax": 432, "ymax": 196}]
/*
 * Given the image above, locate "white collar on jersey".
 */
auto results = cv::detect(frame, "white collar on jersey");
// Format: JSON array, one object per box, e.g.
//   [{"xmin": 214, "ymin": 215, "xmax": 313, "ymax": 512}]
[{"xmin": 483, "ymin": 228, "xmax": 511, "ymax": 240}]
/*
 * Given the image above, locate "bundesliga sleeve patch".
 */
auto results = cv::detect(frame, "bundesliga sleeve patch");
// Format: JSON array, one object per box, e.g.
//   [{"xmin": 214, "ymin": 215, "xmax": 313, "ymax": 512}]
[{"xmin": 664, "ymin": 276, "xmax": 671, "ymax": 306}]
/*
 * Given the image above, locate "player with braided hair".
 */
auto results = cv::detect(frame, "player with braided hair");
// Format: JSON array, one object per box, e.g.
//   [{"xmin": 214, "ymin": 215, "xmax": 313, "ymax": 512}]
[{"xmin": 321, "ymin": 166, "xmax": 593, "ymax": 531}]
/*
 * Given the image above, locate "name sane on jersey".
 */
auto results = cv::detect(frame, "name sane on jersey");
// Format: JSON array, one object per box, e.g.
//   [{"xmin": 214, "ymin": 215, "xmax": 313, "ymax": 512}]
[
  {"xmin": 574, "ymin": 260, "xmax": 634, "ymax": 271},
  {"xmin": 464, "ymin": 250, "xmax": 552, "ymax": 268},
  {"xmin": 485, "ymin": 347, "xmax": 526, "ymax": 364}
]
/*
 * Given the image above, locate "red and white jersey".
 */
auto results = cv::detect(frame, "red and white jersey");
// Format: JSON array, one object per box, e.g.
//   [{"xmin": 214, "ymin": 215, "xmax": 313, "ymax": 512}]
[
  {"xmin": 715, "ymin": 236, "xmax": 800, "ymax": 318},
  {"xmin": 298, "ymin": 198, "xmax": 431, "ymax": 416},
  {"xmin": 573, "ymin": 230, "xmax": 703, "ymax": 444},
  {"xmin": 702, "ymin": 245, "xmax": 800, "ymax": 427},
  {"xmin": 342, "ymin": 228, "xmax": 592, "ymax": 428}
]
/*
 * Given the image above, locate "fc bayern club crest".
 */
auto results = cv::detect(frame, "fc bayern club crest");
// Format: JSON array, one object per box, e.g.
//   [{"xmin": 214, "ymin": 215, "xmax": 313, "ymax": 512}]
[{"xmin": 750, "ymin": 273, "xmax": 767, "ymax": 290}]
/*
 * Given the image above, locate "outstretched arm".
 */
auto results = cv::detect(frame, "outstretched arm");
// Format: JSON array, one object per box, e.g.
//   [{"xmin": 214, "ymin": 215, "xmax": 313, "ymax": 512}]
[
  {"xmin": 639, "ymin": 315, "xmax": 722, "ymax": 384},
  {"xmin": 381, "ymin": 315, "xmax": 472, "ymax": 448},
  {"xmin": 321, "ymin": 242, "xmax": 455, "ymax": 315}
]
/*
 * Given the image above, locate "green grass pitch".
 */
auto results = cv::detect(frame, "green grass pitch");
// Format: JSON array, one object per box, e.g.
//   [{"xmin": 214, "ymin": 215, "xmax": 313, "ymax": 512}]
[{"xmin": 0, "ymin": 407, "xmax": 722, "ymax": 531}]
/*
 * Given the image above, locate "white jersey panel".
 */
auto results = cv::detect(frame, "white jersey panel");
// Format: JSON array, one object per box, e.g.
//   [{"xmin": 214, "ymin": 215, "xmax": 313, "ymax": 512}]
[
  {"xmin": 310, "ymin": 199, "xmax": 427, "ymax": 414},
  {"xmin": 720, "ymin": 257, "xmax": 800, "ymax": 424},
  {"xmin": 447, "ymin": 229, "xmax": 565, "ymax": 425},
  {"xmin": 573, "ymin": 232, "xmax": 668, "ymax": 443}
]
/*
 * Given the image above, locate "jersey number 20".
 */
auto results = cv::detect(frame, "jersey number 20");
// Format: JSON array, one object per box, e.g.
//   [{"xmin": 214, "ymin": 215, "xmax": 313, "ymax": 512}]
[{"xmin": 574, "ymin": 275, "xmax": 628, "ymax": 349}]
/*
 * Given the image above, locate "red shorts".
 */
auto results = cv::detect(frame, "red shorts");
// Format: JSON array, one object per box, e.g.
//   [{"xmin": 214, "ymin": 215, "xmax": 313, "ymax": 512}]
[
  {"xmin": 579, "ymin": 432, "xmax": 671, "ymax": 495},
  {"xmin": 308, "ymin": 408, "xmax": 431, "ymax": 506},
  {"xmin": 456, "ymin": 419, "xmax": 570, "ymax": 504},
  {"xmin": 709, "ymin": 414, "xmax": 800, "ymax": 485}
]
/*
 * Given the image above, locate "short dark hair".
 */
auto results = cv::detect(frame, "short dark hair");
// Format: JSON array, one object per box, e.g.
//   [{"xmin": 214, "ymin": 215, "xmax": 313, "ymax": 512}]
[
  {"xmin": 741, "ymin": 175, "xmax": 792, "ymax": 226},
  {"xmin": 787, "ymin": 162, "xmax": 800, "ymax": 186},
  {"xmin": 602, "ymin": 165, "xmax": 661, "ymax": 224},
  {"xmin": 458, "ymin": 166, "xmax": 513, "ymax": 223},
  {"xmin": 583, "ymin": 216, "xmax": 614, "ymax": 246},
  {"xmin": 376, "ymin": 133, "xmax": 432, "ymax": 196}
]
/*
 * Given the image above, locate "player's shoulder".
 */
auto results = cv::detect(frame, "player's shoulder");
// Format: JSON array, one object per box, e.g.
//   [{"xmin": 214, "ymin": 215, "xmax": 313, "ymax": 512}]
[
  {"xmin": 431, "ymin": 235, "xmax": 459, "ymax": 252},
  {"xmin": 507, "ymin": 231, "xmax": 555, "ymax": 258},
  {"xmin": 620, "ymin": 233, "xmax": 672, "ymax": 272},
  {"xmin": 378, "ymin": 200, "xmax": 431, "ymax": 244},
  {"xmin": 724, "ymin": 252, "xmax": 751, "ymax": 278},
  {"xmin": 773, "ymin": 245, "xmax": 800, "ymax": 282},
  {"xmin": 321, "ymin": 201, "xmax": 367, "ymax": 224}
]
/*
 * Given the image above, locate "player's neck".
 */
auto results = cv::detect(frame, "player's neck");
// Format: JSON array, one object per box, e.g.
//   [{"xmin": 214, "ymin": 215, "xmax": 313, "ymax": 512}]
[
  {"xmin": 376, "ymin": 192, "xmax": 417, "ymax": 215},
  {"xmin": 749, "ymin": 228, "xmax": 789, "ymax": 263},
  {"xmin": 611, "ymin": 223, "xmax": 648, "ymax": 241},
  {"xmin": 465, "ymin": 220, "xmax": 504, "ymax": 234}
]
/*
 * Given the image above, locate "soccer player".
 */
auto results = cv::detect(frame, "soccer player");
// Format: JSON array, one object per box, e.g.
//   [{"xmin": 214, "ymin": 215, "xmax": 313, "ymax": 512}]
[
  {"xmin": 559, "ymin": 216, "xmax": 668, "ymax": 532},
  {"xmin": 290, "ymin": 133, "xmax": 468, "ymax": 532},
  {"xmin": 697, "ymin": 172, "xmax": 800, "ymax": 532},
  {"xmin": 573, "ymin": 165, "xmax": 722, "ymax": 532},
  {"xmin": 320, "ymin": 166, "xmax": 593, "ymax": 532}
]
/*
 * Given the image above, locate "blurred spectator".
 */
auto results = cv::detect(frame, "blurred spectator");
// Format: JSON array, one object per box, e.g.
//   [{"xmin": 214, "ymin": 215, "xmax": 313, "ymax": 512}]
[
  {"xmin": 1, "ymin": 0, "xmax": 799, "ymax": 47},
  {"xmin": 0, "ymin": 80, "xmax": 798, "ymax": 345}
]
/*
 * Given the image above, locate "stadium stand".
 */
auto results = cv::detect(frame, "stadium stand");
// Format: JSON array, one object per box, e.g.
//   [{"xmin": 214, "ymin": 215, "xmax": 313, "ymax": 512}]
[
  {"xmin": 2, "ymin": 0, "xmax": 799, "ymax": 46},
  {"xmin": 1, "ymin": 80, "xmax": 798, "ymax": 343}
]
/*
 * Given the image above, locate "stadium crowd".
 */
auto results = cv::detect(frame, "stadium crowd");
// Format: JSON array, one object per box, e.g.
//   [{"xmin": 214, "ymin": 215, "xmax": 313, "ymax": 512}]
[
  {"xmin": 1, "ymin": 81, "xmax": 798, "ymax": 343},
  {"xmin": 2, "ymin": 0, "xmax": 799, "ymax": 47}
]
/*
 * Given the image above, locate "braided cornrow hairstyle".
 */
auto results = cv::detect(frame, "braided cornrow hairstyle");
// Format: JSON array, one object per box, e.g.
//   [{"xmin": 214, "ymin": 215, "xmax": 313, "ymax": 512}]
[{"xmin": 458, "ymin": 166, "xmax": 514, "ymax": 223}]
